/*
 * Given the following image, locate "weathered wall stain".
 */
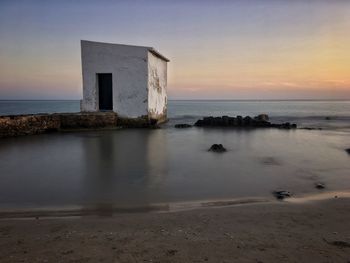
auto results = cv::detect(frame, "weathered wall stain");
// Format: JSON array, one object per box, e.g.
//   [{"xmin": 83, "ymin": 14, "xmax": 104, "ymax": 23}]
[
  {"xmin": 148, "ymin": 51, "xmax": 167, "ymax": 120},
  {"xmin": 149, "ymin": 68, "xmax": 162, "ymax": 94}
]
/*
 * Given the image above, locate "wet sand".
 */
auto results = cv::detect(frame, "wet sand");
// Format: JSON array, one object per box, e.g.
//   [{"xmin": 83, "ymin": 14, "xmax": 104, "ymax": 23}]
[{"xmin": 1, "ymin": 197, "xmax": 349, "ymax": 263}]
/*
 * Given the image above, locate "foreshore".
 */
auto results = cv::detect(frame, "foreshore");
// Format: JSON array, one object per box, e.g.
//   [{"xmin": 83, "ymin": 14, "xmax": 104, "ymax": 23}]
[
  {"xmin": 0, "ymin": 112, "xmax": 296, "ymax": 138},
  {"xmin": 1, "ymin": 197, "xmax": 349, "ymax": 262},
  {"xmin": 0, "ymin": 112, "xmax": 163, "ymax": 138}
]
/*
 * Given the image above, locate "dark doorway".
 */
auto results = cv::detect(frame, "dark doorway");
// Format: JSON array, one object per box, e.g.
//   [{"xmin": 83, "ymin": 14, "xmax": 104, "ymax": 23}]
[{"xmin": 98, "ymin": 73, "xmax": 113, "ymax": 111}]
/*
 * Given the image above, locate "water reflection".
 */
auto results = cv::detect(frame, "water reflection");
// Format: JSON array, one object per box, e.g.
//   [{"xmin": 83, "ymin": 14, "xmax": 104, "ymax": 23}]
[
  {"xmin": 0, "ymin": 127, "xmax": 349, "ymax": 212},
  {"xmin": 81, "ymin": 129, "xmax": 167, "ymax": 215}
]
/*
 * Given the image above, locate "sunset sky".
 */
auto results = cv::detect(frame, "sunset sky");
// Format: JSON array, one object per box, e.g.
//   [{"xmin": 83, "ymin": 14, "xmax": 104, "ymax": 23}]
[{"xmin": 0, "ymin": 0, "xmax": 349, "ymax": 100}]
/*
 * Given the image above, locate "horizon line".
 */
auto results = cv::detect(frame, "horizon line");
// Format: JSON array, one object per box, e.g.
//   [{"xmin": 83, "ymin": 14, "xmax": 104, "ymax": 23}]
[{"xmin": 0, "ymin": 99, "xmax": 350, "ymax": 102}]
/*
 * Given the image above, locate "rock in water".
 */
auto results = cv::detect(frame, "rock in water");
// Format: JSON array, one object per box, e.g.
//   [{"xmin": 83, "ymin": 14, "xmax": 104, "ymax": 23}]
[
  {"xmin": 174, "ymin": 124, "xmax": 192, "ymax": 128},
  {"xmin": 222, "ymin": 116, "xmax": 229, "ymax": 126},
  {"xmin": 194, "ymin": 115, "xmax": 296, "ymax": 129},
  {"xmin": 273, "ymin": 190, "xmax": 291, "ymax": 200},
  {"xmin": 255, "ymin": 114, "xmax": 269, "ymax": 122},
  {"xmin": 345, "ymin": 148, "xmax": 350, "ymax": 155},
  {"xmin": 194, "ymin": 119, "xmax": 204, "ymax": 126},
  {"xmin": 315, "ymin": 183, "xmax": 325, "ymax": 189},
  {"xmin": 243, "ymin": 116, "xmax": 253, "ymax": 126},
  {"xmin": 208, "ymin": 144, "xmax": 227, "ymax": 153},
  {"xmin": 236, "ymin": 116, "xmax": 243, "ymax": 126}
]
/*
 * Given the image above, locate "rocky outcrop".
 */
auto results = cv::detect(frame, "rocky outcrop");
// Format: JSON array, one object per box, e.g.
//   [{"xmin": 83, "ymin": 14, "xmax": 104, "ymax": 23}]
[
  {"xmin": 315, "ymin": 183, "xmax": 325, "ymax": 189},
  {"xmin": 117, "ymin": 116, "xmax": 158, "ymax": 128},
  {"xmin": 0, "ymin": 114, "xmax": 61, "ymax": 137},
  {"xmin": 208, "ymin": 144, "xmax": 227, "ymax": 153},
  {"xmin": 273, "ymin": 190, "xmax": 292, "ymax": 200},
  {"xmin": 255, "ymin": 114, "xmax": 269, "ymax": 122},
  {"xmin": 194, "ymin": 115, "xmax": 297, "ymax": 129},
  {"xmin": 60, "ymin": 112, "xmax": 118, "ymax": 129},
  {"xmin": 0, "ymin": 112, "xmax": 165, "ymax": 138}
]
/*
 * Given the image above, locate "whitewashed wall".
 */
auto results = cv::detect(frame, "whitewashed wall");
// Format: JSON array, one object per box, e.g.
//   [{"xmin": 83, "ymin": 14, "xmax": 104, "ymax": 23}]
[
  {"xmin": 81, "ymin": 41, "xmax": 149, "ymax": 118},
  {"xmin": 147, "ymin": 51, "xmax": 167, "ymax": 120}
]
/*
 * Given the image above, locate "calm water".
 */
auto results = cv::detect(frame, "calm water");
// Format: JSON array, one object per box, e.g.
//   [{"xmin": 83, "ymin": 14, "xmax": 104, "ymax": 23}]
[
  {"xmin": 0, "ymin": 100, "xmax": 80, "ymax": 116},
  {"xmin": 0, "ymin": 100, "xmax": 349, "ymax": 211}
]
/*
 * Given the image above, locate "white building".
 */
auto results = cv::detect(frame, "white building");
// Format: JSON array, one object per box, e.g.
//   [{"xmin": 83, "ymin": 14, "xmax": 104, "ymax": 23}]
[{"xmin": 80, "ymin": 40, "xmax": 169, "ymax": 121}]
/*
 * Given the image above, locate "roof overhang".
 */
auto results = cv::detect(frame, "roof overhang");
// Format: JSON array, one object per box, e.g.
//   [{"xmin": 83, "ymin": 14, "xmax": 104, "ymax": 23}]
[
  {"xmin": 81, "ymin": 40, "xmax": 170, "ymax": 62},
  {"xmin": 148, "ymin": 48, "xmax": 170, "ymax": 62}
]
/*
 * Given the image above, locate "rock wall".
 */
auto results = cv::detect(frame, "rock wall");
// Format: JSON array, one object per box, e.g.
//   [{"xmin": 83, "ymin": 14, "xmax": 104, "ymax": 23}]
[
  {"xmin": 0, "ymin": 113, "xmax": 118, "ymax": 138},
  {"xmin": 59, "ymin": 112, "xmax": 118, "ymax": 129},
  {"xmin": 0, "ymin": 112, "xmax": 164, "ymax": 138},
  {"xmin": 0, "ymin": 115, "xmax": 61, "ymax": 138},
  {"xmin": 117, "ymin": 116, "xmax": 151, "ymax": 128}
]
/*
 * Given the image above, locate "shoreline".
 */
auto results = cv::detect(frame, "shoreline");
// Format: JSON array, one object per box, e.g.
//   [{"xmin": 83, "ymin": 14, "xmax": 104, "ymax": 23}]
[
  {"xmin": 1, "ymin": 101, "xmax": 349, "ymax": 262},
  {"xmin": 1, "ymin": 197, "xmax": 349, "ymax": 262},
  {"xmin": 1, "ymin": 190, "xmax": 349, "ymax": 220}
]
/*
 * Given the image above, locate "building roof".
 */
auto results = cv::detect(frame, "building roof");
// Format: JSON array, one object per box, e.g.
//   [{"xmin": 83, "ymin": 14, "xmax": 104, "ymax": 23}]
[
  {"xmin": 148, "ymin": 48, "xmax": 170, "ymax": 62},
  {"xmin": 81, "ymin": 40, "xmax": 170, "ymax": 62}
]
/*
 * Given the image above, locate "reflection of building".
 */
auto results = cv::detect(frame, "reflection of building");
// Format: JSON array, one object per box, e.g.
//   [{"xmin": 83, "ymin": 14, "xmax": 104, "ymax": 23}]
[
  {"xmin": 80, "ymin": 40, "xmax": 169, "ymax": 122},
  {"xmin": 81, "ymin": 129, "xmax": 167, "ymax": 214},
  {"xmin": 145, "ymin": 130, "xmax": 167, "ymax": 187}
]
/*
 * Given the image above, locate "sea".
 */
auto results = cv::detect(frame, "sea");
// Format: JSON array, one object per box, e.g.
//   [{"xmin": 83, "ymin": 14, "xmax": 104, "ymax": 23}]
[
  {"xmin": 0, "ymin": 100, "xmax": 349, "ymax": 212},
  {"xmin": 1, "ymin": 100, "xmax": 350, "ymax": 130}
]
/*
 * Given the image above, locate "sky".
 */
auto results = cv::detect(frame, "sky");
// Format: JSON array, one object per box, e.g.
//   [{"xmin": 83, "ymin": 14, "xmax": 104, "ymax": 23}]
[{"xmin": 0, "ymin": 0, "xmax": 349, "ymax": 100}]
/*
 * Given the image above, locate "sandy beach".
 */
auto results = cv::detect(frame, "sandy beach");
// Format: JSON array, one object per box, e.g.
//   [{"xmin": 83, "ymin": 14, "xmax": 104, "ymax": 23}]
[{"xmin": 1, "ymin": 197, "xmax": 349, "ymax": 263}]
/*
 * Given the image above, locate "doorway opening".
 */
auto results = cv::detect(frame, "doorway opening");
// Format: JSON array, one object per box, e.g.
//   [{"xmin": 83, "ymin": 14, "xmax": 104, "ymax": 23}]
[{"xmin": 98, "ymin": 73, "xmax": 113, "ymax": 111}]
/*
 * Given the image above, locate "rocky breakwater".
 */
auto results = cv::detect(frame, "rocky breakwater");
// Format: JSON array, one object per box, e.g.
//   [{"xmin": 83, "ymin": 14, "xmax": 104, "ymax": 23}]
[
  {"xmin": 194, "ymin": 114, "xmax": 297, "ymax": 129},
  {"xmin": 0, "ymin": 112, "xmax": 119, "ymax": 138},
  {"xmin": 0, "ymin": 114, "xmax": 61, "ymax": 138},
  {"xmin": 0, "ymin": 112, "xmax": 164, "ymax": 138},
  {"xmin": 59, "ymin": 112, "xmax": 118, "ymax": 129}
]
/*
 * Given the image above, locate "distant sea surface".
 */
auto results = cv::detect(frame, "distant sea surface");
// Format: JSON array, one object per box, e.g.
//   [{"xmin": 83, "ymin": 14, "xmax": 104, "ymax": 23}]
[{"xmin": 1, "ymin": 100, "xmax": 350, "ymax": 130}]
